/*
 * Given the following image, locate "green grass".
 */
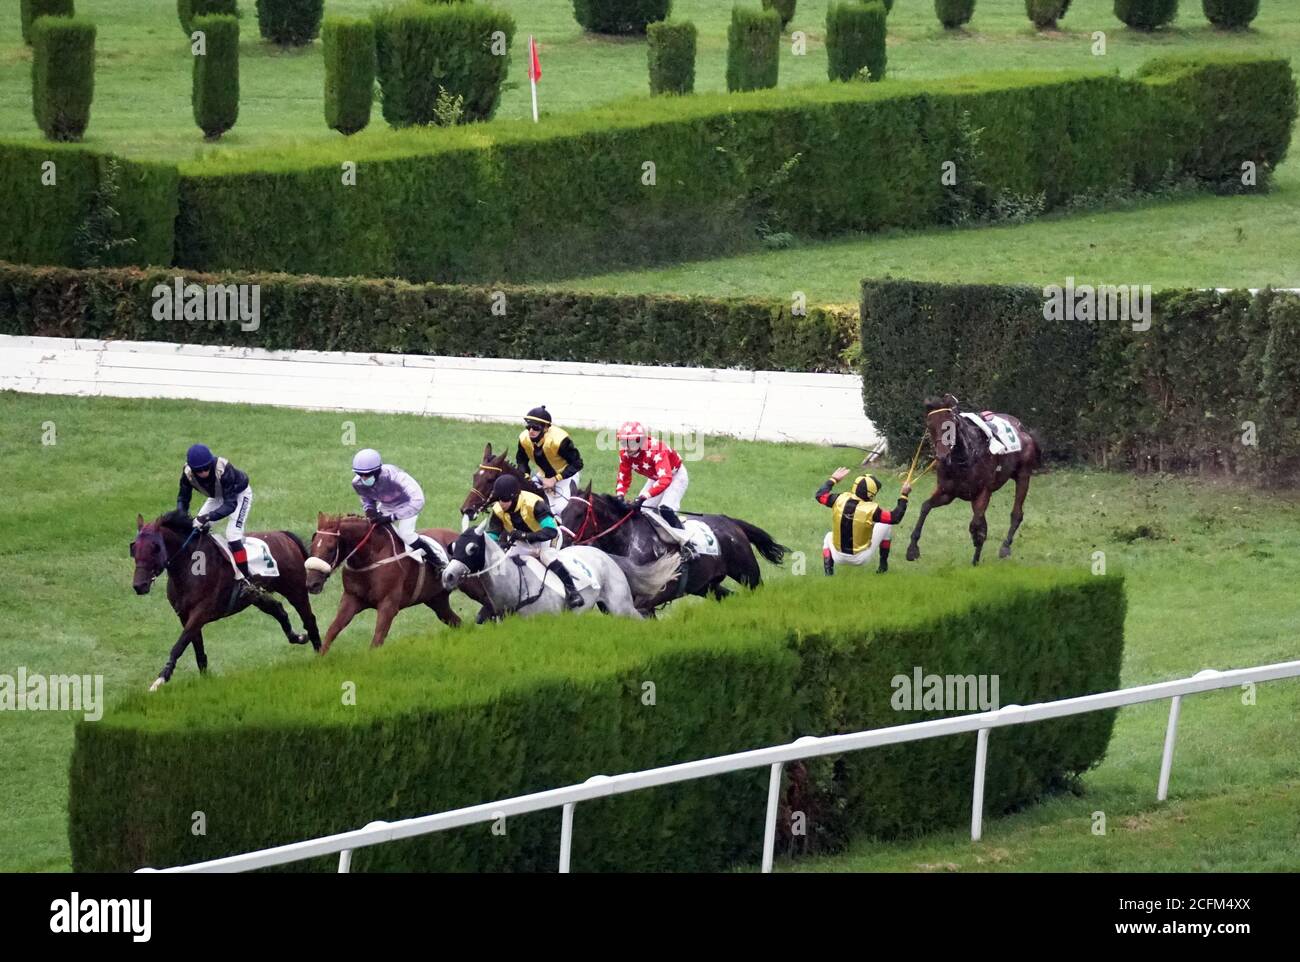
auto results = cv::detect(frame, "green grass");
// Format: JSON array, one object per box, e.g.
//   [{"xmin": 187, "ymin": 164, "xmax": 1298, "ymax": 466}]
[{"xmin": 2, "ymin": 391, "xmax": 1299, "ymax": 871}]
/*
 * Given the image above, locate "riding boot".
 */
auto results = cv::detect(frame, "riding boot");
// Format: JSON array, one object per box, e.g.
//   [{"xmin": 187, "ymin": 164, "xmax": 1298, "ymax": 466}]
[
  {"xmin": 823, "ymin": 549, "xmax": 835, "ymax": 577},
  {"xmin": 876, "ymin": 544, "xmax": 890, "ymax": 575},
  {"xmin": 659, "ymin": 506, "xmax": 696, "ymax": 560},
  {"xmin": 548, "ymin": 561, "xmax": 584, "ymax": 610},
  {"xmin": 229, "ymin": 539, "xmax": 255, "ymax": 582}
]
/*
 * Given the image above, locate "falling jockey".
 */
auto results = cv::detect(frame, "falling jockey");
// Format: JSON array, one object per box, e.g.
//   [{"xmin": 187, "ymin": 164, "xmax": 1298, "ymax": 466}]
[
  {"xmin": 177, "ymin": 443, "xmax": 256, "ymax": 580},
  {"xmin": 816, "ymin": 468, "xmax": 912, "ymax": 575},
  {"xmin": 614, "ymin": 421, "xmax": 694, "ymax": 556},
  {"xmin": 350, "ymin": 449, "xmax": 442, "ymax": 575},
  {"xmin": 486, "ymin": 475, "xmax": 584, "ymax": 610},
  {"xmin": 516, "ymin": 405, "xmax": 584, "ymax": 512}
]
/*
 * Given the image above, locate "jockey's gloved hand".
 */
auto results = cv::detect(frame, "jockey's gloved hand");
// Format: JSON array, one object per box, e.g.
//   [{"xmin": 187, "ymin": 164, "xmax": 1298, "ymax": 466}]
[
  {"xmin": 364, "ymin": 506, "xmax": 383, "ymax": 522},
  {"xmin": 631, "ymin": 496, "xmax": 646, "ymax": 512},
  {"xmin": 193, "ymin": 515, "xmax": 210, "ymax": 531}
]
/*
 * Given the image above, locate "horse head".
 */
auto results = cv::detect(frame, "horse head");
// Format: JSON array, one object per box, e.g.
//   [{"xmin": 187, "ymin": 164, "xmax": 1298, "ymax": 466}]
[
  {"xmin": 443, "ymin": 523, "xmax": 492, "ymax": 591},
  {"xmin": 924, "ymin": 393, "xmax": 967, "ymax": 464},
  {"xmin": 461, "ymin": 443, "xmax": 525, "ymax": 529},
  {"xmin": 130, "ymin": 511, "xmax": 191, "ymax": 595}
]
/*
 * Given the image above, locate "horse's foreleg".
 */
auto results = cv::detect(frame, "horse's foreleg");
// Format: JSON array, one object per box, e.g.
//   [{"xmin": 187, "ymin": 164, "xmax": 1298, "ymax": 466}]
[
  {"xmin": 1000, "ymin": 470, "xmax": 1032, "ymax": 559},
  {"xmin": 286, "ymin": 590, "xmax": 322, "ymax": 652},
  {"xmin": 906, "ymin": 489, "xmax": 953, "ymax": 562},
  {"xmin": 371, "ymin": 598, "xmax": 401, "ymax": 648},
  {"xmin": 321, "ymin": 593, "xmax": 365, "ymax": 655},
  {"xmin": 248, "ymin": 588, "xmax": 306, "ymax": 645},
  {"xmin": 427, "ymin": 592, "xmax": 462, "ymax": 628},
  {"xmin": 970, "ymin": 490, "xmax": 992, "ymax": 566},
  {"xmin": 153, "ymin": 612, "xmax": 204, "ymax": 690}
]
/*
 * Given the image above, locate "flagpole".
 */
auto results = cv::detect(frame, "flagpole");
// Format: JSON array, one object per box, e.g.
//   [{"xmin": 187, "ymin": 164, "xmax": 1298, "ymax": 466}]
[{"xmin": 529, "ymin": 35, "xmax": 539, "ymax": 123}]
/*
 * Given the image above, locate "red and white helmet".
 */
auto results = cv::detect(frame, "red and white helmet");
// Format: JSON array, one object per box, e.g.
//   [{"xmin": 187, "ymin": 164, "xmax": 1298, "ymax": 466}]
[{"xmin": 616, "ymin": 421, "xmax": 646, "ymax": 443}]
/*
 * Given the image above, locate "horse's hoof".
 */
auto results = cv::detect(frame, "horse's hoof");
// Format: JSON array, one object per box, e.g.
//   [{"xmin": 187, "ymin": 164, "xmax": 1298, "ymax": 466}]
[
  {"xmin": 149, "ymin": 677, "xmax": 164, "ymax": 692},
  {"xmin": 998, "ymin": 545, "xmax": 1012, "ymax": 559},
  {"xmin": 290, "ymin": 632, "xmax": 309, "ymax": 645},
  {"xmin": 906, "ymin": 546, "xmax": 920, "ymax": 562}
]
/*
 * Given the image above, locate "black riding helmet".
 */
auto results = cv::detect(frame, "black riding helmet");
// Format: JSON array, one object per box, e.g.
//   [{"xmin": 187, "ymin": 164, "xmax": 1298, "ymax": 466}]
[
  {"xmin": 492, "ymin": 474, "xmax": 521, "ymax": 504},
  {"xmin": 524, "ymin": 406, "xmax": 551, "ymax": 432}
]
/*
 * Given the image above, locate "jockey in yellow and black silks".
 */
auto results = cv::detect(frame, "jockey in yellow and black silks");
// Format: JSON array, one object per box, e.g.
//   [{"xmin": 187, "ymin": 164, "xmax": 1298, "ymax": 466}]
[
  {"xmin": 516, "ymin": 405, "xmax": 584, "ymax": 512},
  {"xmin": 814, "ymin": 468, "xmax": 911, "ymax": 575},
  {"xmin": 486, "ymin": 474, "xmax": 583, "ymax": 610}
]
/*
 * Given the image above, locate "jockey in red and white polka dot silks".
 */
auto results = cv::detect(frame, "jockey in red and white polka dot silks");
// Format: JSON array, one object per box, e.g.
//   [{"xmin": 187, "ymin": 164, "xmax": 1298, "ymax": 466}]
[{"xmin": 614, "ymin": 421, "xmax": 688, "ymax": 530}]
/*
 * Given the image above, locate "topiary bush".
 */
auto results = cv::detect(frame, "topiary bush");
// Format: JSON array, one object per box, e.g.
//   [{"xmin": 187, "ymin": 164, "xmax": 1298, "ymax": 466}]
[
  {"xmin": 726, "ymin": 5, "xmax": 780, "ymax": 93},
  {"xmin": 1202, "ymin": 0, "xmax": 1258, "ymax": 29},
  {"xmin": 1026, "ymin": 0, "xmax": 1071, "ymax": 28},
  {"xmin": 191, "ymin": 14, "xmax": 240, "ymax": 141},
  {"xmin": 1114, "ymin": 0, "xmax": 1178, "ymax": 30},
  {"xmin": 572, "ymin": 0, "xmax": 672, "ymax": 36},
  {"xmin": 323, "ymin": 17, "xmax": 375, "ymax": 135},
  {"xmin": 21, "ymin": 0, "xmax": 74, "ymax": 45},
  {"xmin": 761, "ymin": 0, "xmax": 797, "ymax": 30},
  {"xmin": 254, "ymin": 0, "xmax": 323, "ymax": 46},
  {"xmin": 647, "ymin": 20, "xmax": 696, "ymax": 96},
  {"xmin": 936, "ymin": 0, "xmax": 975, "ymax": 29},
  {"xmin": 178, "ymin": 0, "xmax": 238, "ymax": 36},
  {"xmin": 31, "ymin": 16, "xmax": 95, "ymax": 142},
  {"xmin": 826, "ymin": 1, "xmax": 887, "ymax": 82},
  {"xmin": 373, "ymin": 2, "xmax": 516, "ymax": 126}
]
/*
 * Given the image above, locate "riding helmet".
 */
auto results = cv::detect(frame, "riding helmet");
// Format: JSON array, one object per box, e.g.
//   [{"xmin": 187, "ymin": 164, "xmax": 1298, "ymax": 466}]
[
  {"xmin": 616, "ymin": 421, "xmax": 646, "ymax": 442},
  {"xmin": 854, "ymin": 474, "xmax": 881, "ymax": 500},
  {"xmin": 492, "ymin": 475, "xmax": 521, "ymax": 503},
  {"xmin": 524, "ymin": 406, "xmax": 552, "ymax": 429},
  {"xmin": 186, "ymin": 443, "xmax": 216, "ymax": 470},
  {"xmin": 352, "ymin": 448, "xmax": 383, "ymax": 474}
]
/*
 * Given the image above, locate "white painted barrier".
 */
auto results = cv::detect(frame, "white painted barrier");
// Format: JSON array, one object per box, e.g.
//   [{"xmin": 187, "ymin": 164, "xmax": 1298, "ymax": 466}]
[
  {"xmin": 137, "ymin": 657, "xmax": 1300, "ymax": 874},
  {"xmin": 0, "ymin": 335, "xmax": 879, "ymax": 447}
]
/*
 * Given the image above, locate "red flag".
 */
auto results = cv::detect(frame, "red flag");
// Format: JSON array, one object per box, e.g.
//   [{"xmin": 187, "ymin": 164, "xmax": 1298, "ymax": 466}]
[{"xmin": 528, "ymin": 36, "xmax": 541, "ymax": 84}]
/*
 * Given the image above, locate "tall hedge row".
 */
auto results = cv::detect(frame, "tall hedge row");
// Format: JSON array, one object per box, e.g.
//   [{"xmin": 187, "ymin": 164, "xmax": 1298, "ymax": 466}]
[
  {"xmin": 68, "ymin": 568, "xmax": 1125, "ymax": 872},
  {"xmin": 192, "ymin": 15, "xmax": 240, "ymax": 140},
  {"xmin": 323, "ymin": 17, "xmax": 376, "ymax": 135},
  {"xmin": 647, "ymin": 20, "xmax": 696, "ymax": 96},
  {"xmin": 726, "ymin": 5, "xmax": 781, "ymax": 93},
  {"xmin": 21, "ymin": 0, "xmax": 75, "ymax": 45},
  {"xmin": 573, "ymin": 0, "xmax": 672, "ymax": 35},
  {"xmin": 0, "ymin": 262, "xmax": 857, "ymax": 372},
  {"xmin": 31, "ymin": 16, "xmax": 96, "ymax": 143},
  {"xmin": 178, "ymin": 0, "xmax": 238, "ymax": 35},
  {"xmin": 860, "ymin": 280, "xmax": 1300, "ymax": 478},
  {"xmin": 826, "ymin": 1, "xmax": 887, "ymax": 82},
  {"xmin": 255, "ymin": 0, "xmax": 324, "ymax": 45}
]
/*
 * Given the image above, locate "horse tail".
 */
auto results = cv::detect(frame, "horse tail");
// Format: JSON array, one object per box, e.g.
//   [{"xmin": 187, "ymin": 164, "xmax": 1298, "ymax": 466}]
[
  {"xmin": 280, "ymin": 530, "xmax": 310, "ymax": 560},
  {"xmin": 612, "ymin": 552, "xmax": 681, "ymax": 604},
  {"xmin": 1027, "ymin": 429, "xmax": 1046, "ymax": 471},
  {"xmin": 727, "ymin": 517, "xmax": 788, "ymax": 566}
]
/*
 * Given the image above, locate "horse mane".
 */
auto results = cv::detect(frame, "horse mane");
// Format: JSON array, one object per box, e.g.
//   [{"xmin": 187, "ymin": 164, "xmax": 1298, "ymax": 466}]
[
  {"xmin": 156, "ymin": 509, "xmax": 192, "ymax": 532},
  {"xmin": 590, "ymin": 492, "xmax": 629, "ymax": 515}
]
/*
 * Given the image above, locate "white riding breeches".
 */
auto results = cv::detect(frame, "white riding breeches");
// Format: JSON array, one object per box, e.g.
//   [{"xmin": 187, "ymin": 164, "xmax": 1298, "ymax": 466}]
[
  {"xmin": 505, "ymin": 536, "xmax": 560, "ymax": 566},
  {"xmin": 537, "ymin": 472, "xmax": 581, "ymax": 513},
  {"xmin": 200, "ymin": 487, "xmax": 253, "ymax": 542},
  {"xmin": 391, "ymin": 515, "xmax": 420, "ymax": 548},
  {"xmin": 823, "ymin": 523, "xmax": 891, "ymax": 566},
  {"xmin": 638, "ymin": 466, "xmax": 688, "ymax": 512}
]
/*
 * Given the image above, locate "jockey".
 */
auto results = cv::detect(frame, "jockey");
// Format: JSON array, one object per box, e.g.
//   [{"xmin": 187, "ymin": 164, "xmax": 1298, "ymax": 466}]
[
  {"xmin": 516, "ymin": 405, "xmax": 584, "ymax": 511},
  {"xmin": 350, "ymin": 449, "xmax": 442, "ymax": 575},
  {"xmin": 486, "ymin": 475, "xmax": 584, "ymax": 610},
  {"xmin": 815, "ymin": 468, "xmax": 911, "ymax": 575},
  {"xmin": 614, "ymin": 421, "xmax": 690, "ymax": 539},
  {"xmin": 177, "ymin": 443, "xmax": 255, "ymax": 580}
]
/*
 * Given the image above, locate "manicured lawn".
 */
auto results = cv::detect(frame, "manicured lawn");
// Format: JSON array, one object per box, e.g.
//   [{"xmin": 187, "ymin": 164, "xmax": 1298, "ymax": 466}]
[{"xmin": 1, "ymin": 391, "xmax": 1298, "ymax": 871}]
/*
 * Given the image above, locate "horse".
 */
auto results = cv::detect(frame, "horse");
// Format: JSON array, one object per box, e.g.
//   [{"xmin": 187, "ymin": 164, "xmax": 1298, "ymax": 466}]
[
  {"xmin": 130, "ymin": 511, "xmax": 320, "ymax": 690},
  {"xmin": 460, "ymin": 445, "xmax": 788, "ymax": 609},
  {"xmin": 441, "ymin": 525, "xmax": 680, "ymax": 619},
  {"xmin": 905, "ymin": 394, "xmax": 1042, "ymax": 566},
  {"xmin": 304, "ymin": 514, "xmax": 492, "ymax": 654}
]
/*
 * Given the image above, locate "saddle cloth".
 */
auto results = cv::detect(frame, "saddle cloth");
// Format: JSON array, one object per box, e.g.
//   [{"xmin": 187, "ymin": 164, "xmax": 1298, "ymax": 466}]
[
  {"xmin": 642, "ymin": 509, "xmax": 722, "ymax": 557},
  {"xmin": 408, "ymin": 536, "xmax": 449, "ymax": 566},
  {"xmin": 214, "ymin": 535, "xmax": 279, "ymax": 579},
  {"xmin": 519, "ymin": 552, "xmax": 601, "ymax": 596},
  {"xmin": 960, "ymin": 412, "xmax": 1022, "ymax": 455}
]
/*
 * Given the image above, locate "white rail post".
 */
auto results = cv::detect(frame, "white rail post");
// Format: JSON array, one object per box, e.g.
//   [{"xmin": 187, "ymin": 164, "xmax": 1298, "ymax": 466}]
[
  {"xmin": 1158, "ymin": 695, "xmax": 1183, "ymax": 801},
  {"xmin": 559, "ymin": 775, "xmax": 609, "ymax": 873},
  {"xmin": 338, "ymin": 820, "xmax": 389, "ymax": 873},
  {"xmin": 762, "ymin": 736, "xmax": 820, "ymax": 873},
  {"xmin": 971, "ymin": 728, "xmax": 991, "ymax": 842}
]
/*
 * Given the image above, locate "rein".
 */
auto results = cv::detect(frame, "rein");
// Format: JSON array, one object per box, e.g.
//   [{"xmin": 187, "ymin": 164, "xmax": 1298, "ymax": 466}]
[
  {"xmin": 568, "ymin": 496, "xmax": 638, "ymax": 545},
  {"xmin": 149, "ymin": 527, "xmax": 198, "ymax": 584}
]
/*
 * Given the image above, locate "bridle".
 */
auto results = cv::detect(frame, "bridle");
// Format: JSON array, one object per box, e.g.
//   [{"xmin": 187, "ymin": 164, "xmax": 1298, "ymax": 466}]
[
  {"xmin": 565, "ymin": 495, "xmax": 638, "ymax": 545},
  {"xmin": 138, "ymin": 525, "xmax": 199, "ymax": 585},
  {"xmin": 308, "ymin": 520, "xmax": 382, "ymax": 577}
]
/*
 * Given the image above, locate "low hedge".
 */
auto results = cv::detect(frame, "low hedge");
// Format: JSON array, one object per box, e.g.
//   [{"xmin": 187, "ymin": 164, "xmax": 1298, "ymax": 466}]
[
  {"xmin": 0, "ymin": 147, "xmax": 177, "ymax": 268},
  {"xmin": 0, "ymin": 261, "xmax": 857, "ymax": 372},
  {"xmin": 69, "ymin": 567, "xmax": 1125, "ymax": 872},
  {"xmin": 861, "ymin": 279, "xmax": 1300, "ymax": 477}
]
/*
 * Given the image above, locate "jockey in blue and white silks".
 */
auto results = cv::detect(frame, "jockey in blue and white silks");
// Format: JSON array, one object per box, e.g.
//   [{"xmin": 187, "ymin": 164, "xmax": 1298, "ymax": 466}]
[
  {"xmin": 177, "ymin": 443, "xmax": 254, "ymax": 578},
  {"xmin": 351, "ymin": 449, "xmax": 441, "ymax": 572}
]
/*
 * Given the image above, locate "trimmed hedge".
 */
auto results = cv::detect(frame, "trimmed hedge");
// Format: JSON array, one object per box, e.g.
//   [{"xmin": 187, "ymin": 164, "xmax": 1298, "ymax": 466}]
[
  {"xmin": 647, "ymin": 20, "xmax": 696, "ymax": 96},
  {"xmin": 31, "ymin": 16, "xmax": 95, "ymax": 143},
  {"xmin": 860, "ymin": 280, "xmax": 1300, "ymax": 478},
  {"xmin": 323, "ymin": 17, "xmax": 376, "ymax": 135},
  {"xmin": 1115, "ymin": 0, "xmax": 1178, "ymax": 30},
  {"xmin": 573, "ymin": 0, "xmax": 672, "ymax": 35},
  {"xmin": 826, "ymin": 1, "xmax": 887, "ymax": 82},
  {"xmin": 21, "ymin": 0, "xmax": 74, "ymax": 45},
  {"xmin": 192, "ymin": 15, "xmax": 240, "ymax": 141},
  {"xmin": 726, "ymin": 6, "xmax": 780, "ymax": 93},
  {"xmin": 255, "ymin": 0, "xmax": 324, "ymax": 46},
  {"xmin": 761, "ymin": 0, "xmax": 797, "ymax": 30},
  {"xmin": 0, "ymin": 261, "xmax": 857, "ymax": 372},
  {"xmin": 936, "ymin": 0, "xmax": 976, "ymax": 29},
  {"xmin": 1202, "ymin": 0, "xmax": 1258, "ymax": 29},
  {"xmin": 373, "ymin": 2, "xmax": 516, "ymax": 127},
  {"xmin": 1026, "ymin": 0, "xmax": 1071, "ymax": 28},
  {"xmin": 68, "ymin": 568, "xmax": 1125, "ymax": 872},
  {"xmin": 178, "ymin": 0, "xmax": 238, "ymax": 36}
]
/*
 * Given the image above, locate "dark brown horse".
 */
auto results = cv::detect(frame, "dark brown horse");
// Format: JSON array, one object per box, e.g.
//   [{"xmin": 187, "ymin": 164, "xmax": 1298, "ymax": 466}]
[
  {"xmin": 131, "ymin": 511, "xmax": 320, "ymax": 690},
  {"xmin": 306, "ymin": 514, "xmax": 491, "ymax": 653},
  {"xmin": 906, "ymin": 394, "xmax": 1041, "ymax": 566},
  {"xmin": 459, "ymin": 443, "xmax": 546, "ymax": 523}
]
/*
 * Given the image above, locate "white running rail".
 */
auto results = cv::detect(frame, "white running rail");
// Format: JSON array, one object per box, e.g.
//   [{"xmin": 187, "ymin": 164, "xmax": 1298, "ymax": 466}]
[{"xmin": 138, "ymin": 658, "xmax": 1300, "ymax": 874}]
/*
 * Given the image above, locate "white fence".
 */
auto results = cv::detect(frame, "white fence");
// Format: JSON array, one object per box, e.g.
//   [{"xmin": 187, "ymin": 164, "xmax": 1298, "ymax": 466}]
[
  {"xmin": 0, "ymin": 335, "xmax": 878, "ymax": 447},
  {"xmin": 138, "ymin": 658, "xmax": 1300, "ymax": 874}
]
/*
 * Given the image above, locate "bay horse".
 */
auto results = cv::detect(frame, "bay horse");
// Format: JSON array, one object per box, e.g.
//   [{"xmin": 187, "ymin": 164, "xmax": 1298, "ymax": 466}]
[
  {"xmin": 130, "ymin": 511, "xmax": 320, "ymax": 690},
  {"xmin": 305, "ymin": 514, "xmax": 492, "ymax": 654},
  {"xmin": 905, "ymin": 394, "xmax": 1041, "ymax": 566}
]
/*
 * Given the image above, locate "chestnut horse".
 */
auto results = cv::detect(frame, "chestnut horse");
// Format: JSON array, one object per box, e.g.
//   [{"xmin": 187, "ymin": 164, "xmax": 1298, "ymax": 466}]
[
  {"xmin": 305, "ymin": 514, "xmax": 491, "ymax": 653},
  {"xmin": 906, "ymin": 394, "xmax": 1041, "ymax": 566},
  {"xmin": 131, "ymin": 511, "xmax": 320, "ymax": 690}
]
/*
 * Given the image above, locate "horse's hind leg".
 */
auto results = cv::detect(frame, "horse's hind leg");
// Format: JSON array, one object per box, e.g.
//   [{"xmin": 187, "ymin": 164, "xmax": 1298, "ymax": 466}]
[
  {"xmin": 248, "ymin": 589, "xmax": 307, "ymax": 645},
  {"xmin": 907, "ymin": 488, "xmax": 953, "ymax": 562},
  {"xmin": 282, "ymin": 584, "xmax": 322, "ymax": 651},
  {"xmin": 192, "ymin": 629, "xmax": 208, "ymax": 674},
  {"xmin": 1000, "ymin": 470, "xmax": 1031, "ymax": 559},
  {"xmin": 970, "ymin": 490, "xmax": 992, "ymax": 566}
]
